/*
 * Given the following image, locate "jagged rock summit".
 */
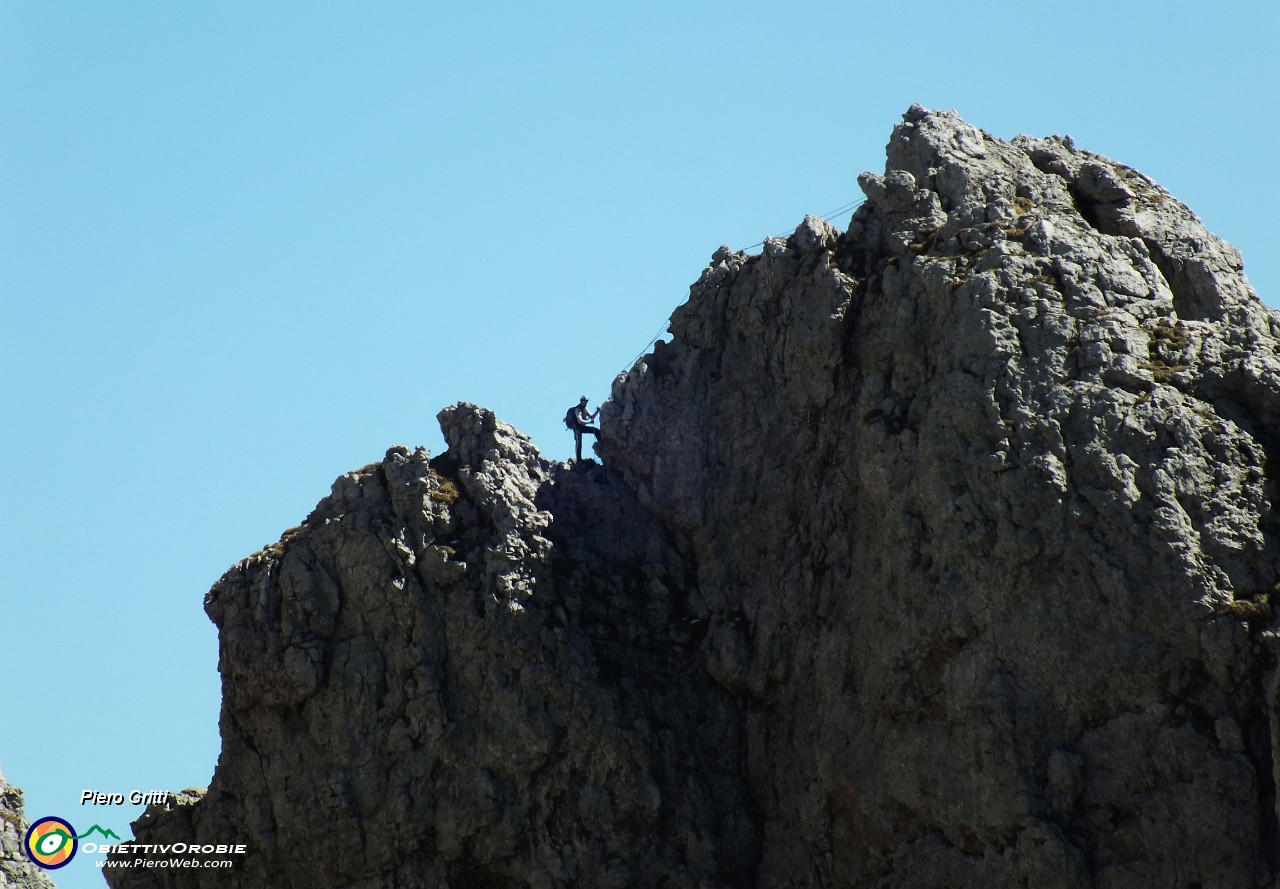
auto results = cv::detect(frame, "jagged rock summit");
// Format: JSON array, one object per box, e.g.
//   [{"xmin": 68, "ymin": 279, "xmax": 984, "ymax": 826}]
[{"xmin": 110, "ymin": 107, "xmax": 1280, "ymax": 888}]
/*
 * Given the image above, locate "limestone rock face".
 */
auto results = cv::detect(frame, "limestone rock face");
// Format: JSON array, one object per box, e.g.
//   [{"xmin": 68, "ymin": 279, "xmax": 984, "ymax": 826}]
[
  {"xmin": 110, "ymin": 107, "xmax": 1280, "ymax": 888},
  {"xmin": 109, "ymin": 413, "xmax": 753, "ymax": 888},
  {"xmin": 1, "ymin": 777, "xmax": 57, "ymax": 889}
]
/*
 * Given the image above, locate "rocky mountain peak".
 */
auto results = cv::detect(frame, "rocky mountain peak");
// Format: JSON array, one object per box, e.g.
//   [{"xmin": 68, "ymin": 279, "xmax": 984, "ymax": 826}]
[{"xmin": 108, "ymin": 106, "xmax": 1280, "ymax": 889}]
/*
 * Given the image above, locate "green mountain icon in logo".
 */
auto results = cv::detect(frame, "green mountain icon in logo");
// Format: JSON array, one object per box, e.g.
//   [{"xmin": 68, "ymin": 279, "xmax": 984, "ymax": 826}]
[{"xmin": 74, "ymin": 825, "xmax": 121, "ymax": 842}]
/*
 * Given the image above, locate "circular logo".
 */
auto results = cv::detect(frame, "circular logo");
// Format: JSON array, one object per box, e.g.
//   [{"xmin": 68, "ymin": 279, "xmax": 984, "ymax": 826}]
[{"xmin": 25, "ymin": 817, "xmax": 78, "ymax": 869}]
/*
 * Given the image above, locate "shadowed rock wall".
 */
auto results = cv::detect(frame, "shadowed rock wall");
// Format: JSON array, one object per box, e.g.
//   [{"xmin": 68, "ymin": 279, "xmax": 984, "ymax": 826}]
[{"xmin": 603, "ymin": 105, "xmax": 1280, "ymax": 888}]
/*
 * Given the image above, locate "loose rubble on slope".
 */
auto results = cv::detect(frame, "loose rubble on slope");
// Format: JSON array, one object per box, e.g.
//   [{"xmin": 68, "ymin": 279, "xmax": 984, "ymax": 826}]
[{"xmin": 110, "ymin": 107, "xmax": 1280, "ymax": 889}]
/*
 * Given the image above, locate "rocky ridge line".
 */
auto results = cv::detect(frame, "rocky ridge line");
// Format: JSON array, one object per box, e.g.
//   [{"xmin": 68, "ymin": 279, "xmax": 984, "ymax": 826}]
[{"xmin": 111, "ymin": 106, "xmax": 1280, "ymax": 888}]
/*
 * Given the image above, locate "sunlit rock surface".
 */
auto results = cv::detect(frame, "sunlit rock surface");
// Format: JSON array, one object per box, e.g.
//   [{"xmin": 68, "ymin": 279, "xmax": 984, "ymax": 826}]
[{"xmin": 110, "ymin": 107, "xmax": 1280, "ymax": 889}]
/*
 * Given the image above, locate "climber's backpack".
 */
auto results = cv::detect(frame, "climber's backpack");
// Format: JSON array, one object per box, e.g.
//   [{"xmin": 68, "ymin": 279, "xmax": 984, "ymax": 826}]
[{"xmin": 564, "ymin": 406, "xmax": 578, "ymax": 430}]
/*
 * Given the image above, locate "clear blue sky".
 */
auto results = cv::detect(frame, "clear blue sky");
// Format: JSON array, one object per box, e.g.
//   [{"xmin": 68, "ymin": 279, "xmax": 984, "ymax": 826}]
[{"xmin": 2, "ymin": 3, "xmax": 1276, "ymax": 887}]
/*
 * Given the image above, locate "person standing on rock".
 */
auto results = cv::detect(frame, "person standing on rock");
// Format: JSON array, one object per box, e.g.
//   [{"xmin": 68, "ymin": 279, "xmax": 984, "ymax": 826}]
[{"xmin": 565, "ymin": 396, "xmax": 600, "ymax": 462}]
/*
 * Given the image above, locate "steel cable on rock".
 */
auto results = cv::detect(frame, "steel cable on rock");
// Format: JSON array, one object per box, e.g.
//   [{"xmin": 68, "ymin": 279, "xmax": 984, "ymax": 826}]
[{"xmin": 619, "ymin": 197, "xmax": 866, "ymax": 376}]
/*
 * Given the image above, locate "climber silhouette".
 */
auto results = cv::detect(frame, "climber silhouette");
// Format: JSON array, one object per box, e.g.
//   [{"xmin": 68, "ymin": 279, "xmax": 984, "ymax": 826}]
[{"xmin": 564, "ymin": 396, "xmax": 600, "ymax": 462}]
